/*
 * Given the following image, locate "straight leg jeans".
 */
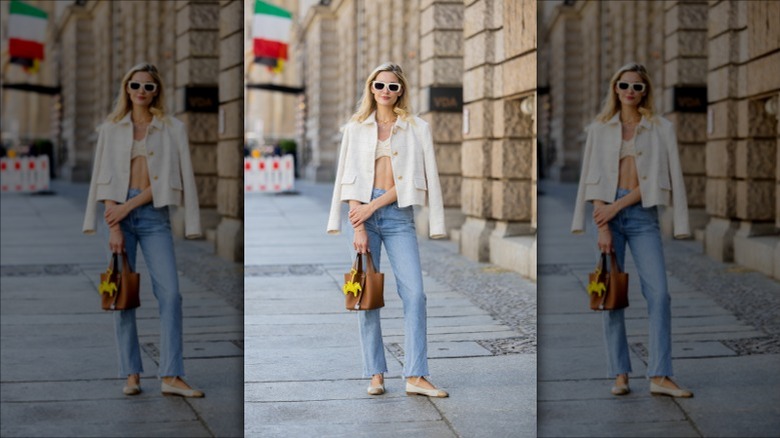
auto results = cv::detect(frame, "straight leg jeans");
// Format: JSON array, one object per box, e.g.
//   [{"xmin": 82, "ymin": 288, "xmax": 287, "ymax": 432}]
[
  {"xmin": 357, "ymin": 188, "xmax": 429, "ymax": 378},
  {"xmin": 603, "ymin": 188, "xmax": 673, "ymax": 378},
  {"xmin": 114, "ymin": 189, "xmax": 184, "ymax": 378}
]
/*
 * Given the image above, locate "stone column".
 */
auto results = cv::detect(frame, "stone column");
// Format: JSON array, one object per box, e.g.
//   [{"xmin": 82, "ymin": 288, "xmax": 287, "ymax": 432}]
[
  {"xmin": 417, "ymin": 0, "xmax": 465, "ymax": 238},
  {"xmin": 173, "ymin": 1, "xmax": 221, "ymax": 240},
  {"xmin": 661, "ymin": 1, "xmax": 708, "ymax": 238},
  {"xmin": 301, "ymin": 7, "xmax": 339, "ymax": 182},
  {"xmin": 546, "ymin": 4, "xmax": 581, "ymax": 182},
  {"xmin": 487, "ymin": 0, "xmax": 536, "ymax": 279},
  {"xmin": 59, "ymin": 5, "xmax": 95, "ymax": 182},
  {"xmin": 215, "ymin": 0, "xmax": 244, "ymax": 262},
  {"xmin": 703, "ymin": 0, "xmax": 745, "ymax": 262},
  {"xmin": 730, "ymin": 1, "xmax": 780, "ymax": 278}
]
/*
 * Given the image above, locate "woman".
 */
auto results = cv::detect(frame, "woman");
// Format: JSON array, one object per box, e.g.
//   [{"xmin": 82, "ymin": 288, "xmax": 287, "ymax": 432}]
[
  {"xmin": 83, "ymin": 63, "xmax": 204, "ymax": 398},
  {"xmin": 571, "ymin": 63, "xmax": 693, "ymax": 398},
  {"xmin": 327, "ymin": 62, "xmax": 448, "ymax": 398}
]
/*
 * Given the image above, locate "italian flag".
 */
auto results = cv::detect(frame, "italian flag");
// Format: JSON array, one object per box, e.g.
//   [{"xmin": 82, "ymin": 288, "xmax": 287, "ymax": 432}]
[
  {"xmin": 252, "ymin": 0, "xmax": 292, "ymax": 72},
  {"xmin": 7, "ymin": 0, "xmax": 48, "ymax": 73}
]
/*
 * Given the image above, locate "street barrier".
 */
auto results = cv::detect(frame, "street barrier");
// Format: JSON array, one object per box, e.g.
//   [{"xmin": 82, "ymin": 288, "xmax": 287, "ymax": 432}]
[
  {"xmin": 244, "ymin": 155, "xmax": 294, "ymax": 193},
  {"xmin": 0, "ymin": 156, "xmax": 50, "ymax": 193}
]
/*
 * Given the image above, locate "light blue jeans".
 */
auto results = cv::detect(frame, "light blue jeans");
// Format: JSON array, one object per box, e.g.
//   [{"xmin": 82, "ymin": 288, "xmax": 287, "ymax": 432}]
[
  {"xmin": 115, "ymin": 189, "xmax": 184, "ymax": 378},
  {"xmin": 356, "ymin": 188, "xmax": 429, "ymax": 378},
  {"xmin": 603, "ymin": 188, "xmax": 673, "ymax": 378}
]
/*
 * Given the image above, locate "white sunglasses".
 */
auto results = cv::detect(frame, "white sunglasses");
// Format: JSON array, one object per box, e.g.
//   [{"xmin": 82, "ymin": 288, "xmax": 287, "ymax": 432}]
[
  {"xmin": 372, "ymin": 81, "xmax": 402, "ymax": 93},
  {"xmin": 617, "ymin": 81, "xmax": 645, "ymax": 93},
  {"xmin": 128, "ymin": 81, "xmax": 157, "ymax": 93}
]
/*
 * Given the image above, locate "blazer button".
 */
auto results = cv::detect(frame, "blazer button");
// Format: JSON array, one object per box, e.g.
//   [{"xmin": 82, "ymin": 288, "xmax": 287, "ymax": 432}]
[
  {"xmin": 398, "ymin": 175, "xmax": 403, "ymax": 180},
  {"xmin": 393, "ymin": 151, "xmax": 398, "ymax": 156},
  {"xmin": 154, "ymin": 176, "xmax": 159, "ymax": 180},
  {"xmin": 642, "ymin": 175, "xmax": 647, "ymax": 180},
  {"xmin": 149, "ymin": 151, "xmax": 154, "ymax": 156},
  {"xmin": 637, "ymin": 151, "xmax": 642, "ymax": 156}
]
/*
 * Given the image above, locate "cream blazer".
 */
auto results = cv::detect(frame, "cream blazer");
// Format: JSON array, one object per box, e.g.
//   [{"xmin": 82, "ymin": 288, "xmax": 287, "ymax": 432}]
[
  {"xmin": 82, "ymin": 113, "xmax": 202, "ymax": 238},
  {"xmin": 571, "ymin": 112, "xmax": 690, "ymax": 238},
  {"xmin": 327, "ymin": 112, "xmax": 446, "ymax": 238}
]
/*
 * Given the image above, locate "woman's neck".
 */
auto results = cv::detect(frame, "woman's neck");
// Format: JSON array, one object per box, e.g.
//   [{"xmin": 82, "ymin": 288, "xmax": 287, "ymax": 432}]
[
  {"xmin": 620, "ymin": 107, "xmax": 641, "ymax": 123},
  {"xmin": 131, "ymin": 107, "xmax": 153, "ymax": 124},
  {"xmin": 375, "ymin": 107, "xmax": 396, "ymax": 123}
]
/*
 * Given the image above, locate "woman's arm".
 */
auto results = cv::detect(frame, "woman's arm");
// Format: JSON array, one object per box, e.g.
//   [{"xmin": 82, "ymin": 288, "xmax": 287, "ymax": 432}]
[
  {"xmin": 592, "ymin": 188, "xmax": 641, "ymax": 228},
  {"xmin": 349, "ymin": 199, "xmax": 371, "ymax": 253},
  {"xmin": 348, "ymin": 187, "xmax": 397, "ymax": 228},
  {"xmin": 104, "ymin": 187, "xmax": 153, "ymax": 228}
]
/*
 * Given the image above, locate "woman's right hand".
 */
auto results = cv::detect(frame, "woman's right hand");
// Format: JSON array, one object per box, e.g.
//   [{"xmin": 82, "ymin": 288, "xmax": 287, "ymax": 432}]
[
  {"xmin": 353, "ymin": 227, "xmax": 369, "ymax": 254},
  {"xmin": 597, "ymin": 227, "xmax": 613, "ymax": 253},
  {"xmin": 109, "ymin": 227, "xmax": 125, "ymax": 254}
]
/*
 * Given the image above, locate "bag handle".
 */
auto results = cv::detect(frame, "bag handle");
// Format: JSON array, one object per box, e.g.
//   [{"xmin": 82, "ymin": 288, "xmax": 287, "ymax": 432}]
[
  {"xmin": 608, "ymin": 252, "xmax": 621, "ymax": 274},
  {"xmin": 352, "ymin": 252, "xmax": 363, "ymax": 274},
  {"xmin": 363, "ymin": 252, "xmax": 377, "ymax": 274},
  {"xmin": 119, "ymin": 252, "xmax": 134, "ymax": 274}
]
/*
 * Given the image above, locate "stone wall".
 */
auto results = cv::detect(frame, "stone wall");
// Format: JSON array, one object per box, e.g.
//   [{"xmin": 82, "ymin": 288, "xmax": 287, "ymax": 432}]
[
  {"xmin": 541, "ymin": 0, "xmax": 780, "ymax": 280},
  {"xmin": 45, "ymin": 0, "xmax": 243, "ymax": 262}
]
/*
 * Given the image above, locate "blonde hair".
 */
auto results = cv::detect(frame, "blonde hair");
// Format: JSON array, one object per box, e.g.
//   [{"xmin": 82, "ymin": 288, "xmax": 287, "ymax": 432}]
[
  {"xmin": 351, "ymin": 62, "xmax": 412, "ymax": 123},
  {"xmin": 596, "ymin": 62, "xmax": 656, "ymax": 123},
  {"xmin": 107, "ymin": 62, "xmax": 166, "ymax": 123}
]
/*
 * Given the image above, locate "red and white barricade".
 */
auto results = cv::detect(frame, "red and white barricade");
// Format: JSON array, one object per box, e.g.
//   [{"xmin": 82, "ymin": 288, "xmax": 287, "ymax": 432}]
[
  {"xmin": 244, "ymin": 155, "xmax": 295, "ymax": 193},
  {"xmin": 0, "ymin": 156, "xmax": 50, "ymax": 193}
]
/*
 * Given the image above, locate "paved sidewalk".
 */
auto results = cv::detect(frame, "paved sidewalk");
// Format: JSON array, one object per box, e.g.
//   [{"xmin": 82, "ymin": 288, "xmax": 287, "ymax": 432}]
[
  {"xmin": 0, "ymin": 180, "xmax": 243, "ymax": 437},
  {"xmin": 537, "ymin": 180, "xmax": 780, "ymax": 438},
  {"xmin": 244, "ymin": 180, "xmax": 536, "ymax": 437}
]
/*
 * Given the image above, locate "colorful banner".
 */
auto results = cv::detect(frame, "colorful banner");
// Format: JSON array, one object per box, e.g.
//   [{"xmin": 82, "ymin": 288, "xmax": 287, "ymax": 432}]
[
  {"xmin": 7, "ymin": 0, "xmax": 48, "ymax": 74},
  {"xmin": 252, "ymin": 0, "xmax": 292, "ymax": 73}
]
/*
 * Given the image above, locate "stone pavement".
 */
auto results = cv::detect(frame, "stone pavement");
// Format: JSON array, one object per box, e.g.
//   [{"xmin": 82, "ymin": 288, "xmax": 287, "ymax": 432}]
[
  {"xmin": 537, "ymin": 180, "xmax": 780, "ymax": 438},
  {"xmin": 0, "ymin": 180, "xmax": 243, "ymax": 437},
  {"xmin": 244, "ymin": 180, "xmax": 536, "ymax": 438}
]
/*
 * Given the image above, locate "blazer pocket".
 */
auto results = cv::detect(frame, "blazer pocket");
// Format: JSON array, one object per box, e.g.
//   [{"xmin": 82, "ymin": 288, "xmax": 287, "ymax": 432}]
[
  {"xmin": 169, "ymin": 165, "xmax": 183, "ymax": 190},
  {"xmin": 97, "ymin": 172, "xmax": 112, "ymax": 184},
  {"xmin": 658, "ymin": 171, "xmax": 671, "ymax": 190},
  {"xmin": 585, "ymin": 173, "xmax": 600, "ymax": 184},
  {"xmin": 413, "ymin": 177, "xmax": 427, "ymax": 190},
  {"xmin": 341, "ymin": 174, "xmax": 357, "ymax": 185}
]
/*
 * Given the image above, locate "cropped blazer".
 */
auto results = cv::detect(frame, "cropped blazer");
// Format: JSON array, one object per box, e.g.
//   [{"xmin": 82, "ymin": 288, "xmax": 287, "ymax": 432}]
[
  {"xmin": 327, "ymin": 112, "xmax": 446, "ymax": 238},
  {"xmin": 82, "ymin": 113, "xmax": 202, "ymax": 238},
  {"xmin": 571, "ymin": 112, "xmax": 690, "ymax": 238}
]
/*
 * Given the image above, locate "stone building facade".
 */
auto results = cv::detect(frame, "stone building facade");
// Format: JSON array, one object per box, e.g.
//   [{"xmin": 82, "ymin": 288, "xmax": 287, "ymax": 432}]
[
  {"xmin": 1, "ymin": 0, "xmax": 244, "ymax": 262},
  {"xmin": 293, "ymin": 0, "xmax": 537, "ymax": 279},
  {"xmin": 539, "ymin": 0, "xmax": 780, "ymax": 280}
]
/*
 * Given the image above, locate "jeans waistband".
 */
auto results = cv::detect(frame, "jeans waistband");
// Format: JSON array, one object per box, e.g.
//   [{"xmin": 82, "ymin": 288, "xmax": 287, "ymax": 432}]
[
  {"xmin": 127, "ymin": 188, "xmax": 142, "ymax": 200},
  {"xmin": 615, "ymin": 188, "xmax": 631, "ymax": 200},
  {"xmin": 371, "ymin": 188, "xmax": 386, "ymax": 200}
]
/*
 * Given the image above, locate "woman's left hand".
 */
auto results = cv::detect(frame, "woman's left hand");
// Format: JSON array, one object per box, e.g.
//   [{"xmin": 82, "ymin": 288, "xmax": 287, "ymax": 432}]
[
  {"xmin": 105, "ymin": 204, "xmax": 130, "ymax": 228},
  {"xmin": 593, "ymin": 203, "xmax": 619, "ymax": 228},
  {"xmin": 348, "ymin": 203, "xmax": 375, "ymax": 228}
]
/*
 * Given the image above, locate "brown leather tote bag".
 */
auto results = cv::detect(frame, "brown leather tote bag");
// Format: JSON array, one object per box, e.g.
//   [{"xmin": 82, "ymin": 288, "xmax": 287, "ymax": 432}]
[
  {"xmin": 588, "ymin": 252, "xmax": 628, "ymax": 311},
  {"xmin": 343, "ymin": 252, "xmax": 384, "ymax": 311},
  {"xmin": 99, "ymin": 253, "xmax": 141, "ymax": 311}
]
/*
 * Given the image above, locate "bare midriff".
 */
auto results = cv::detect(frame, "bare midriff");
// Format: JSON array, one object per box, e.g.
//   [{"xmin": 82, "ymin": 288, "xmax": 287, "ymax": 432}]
[
  {"xmin": 617, "ymin": 156, "xmax": 639, "ymax": 190},
  {"xmin": 129, "ymin": 156, "xmax": 151, "ymax": 190},
  {"xmin": 373, "ymin": 155, "xmax": 395, "ymax": 190}
]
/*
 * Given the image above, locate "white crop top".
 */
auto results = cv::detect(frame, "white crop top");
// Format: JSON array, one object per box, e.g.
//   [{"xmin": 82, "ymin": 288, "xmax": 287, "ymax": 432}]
[
  {"xmin": 131, "ymin": 139, "xmax": 147, "ymax": 159},
  {"xmin": 375, "ymin": 137, "xmax": 392, "ymax": 159},
  {"xmin": 619, "ymin": 137, "xmax": 635, "ymax": 159}
]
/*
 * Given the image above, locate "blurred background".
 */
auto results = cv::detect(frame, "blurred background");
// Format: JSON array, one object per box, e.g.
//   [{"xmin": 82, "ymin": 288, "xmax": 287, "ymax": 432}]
[
  {"xmin": 245, "ymin": 0, "xmax": 538, "ymax": 278},
  {"xmin": 1, "ymin": 0, "xmax": 245, "ymax": 262},
  {"xmin": 538, "ymin": 0, "xmax": 780, "ymax": 279}
]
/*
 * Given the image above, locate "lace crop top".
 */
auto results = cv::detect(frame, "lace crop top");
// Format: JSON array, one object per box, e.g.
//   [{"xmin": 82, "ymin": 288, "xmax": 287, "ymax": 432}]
[
  {"xmin": 619, "ymin": 137, "xmax": 636, "ymax": 159},
  {"xmin": 375, "ymin": 136, "xmax": 392, "ymax": 159},
  {"xmin": 131, "ymin": 139, "xmax": 148, "ymax": 159}
]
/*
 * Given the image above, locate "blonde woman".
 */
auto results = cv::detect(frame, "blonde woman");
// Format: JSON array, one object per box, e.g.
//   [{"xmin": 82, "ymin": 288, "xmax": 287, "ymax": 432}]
[
  {"xmin": 83, "ymin": 63, "xmax": 203, "ymax": 397},
  {"xmin": 572, "ymin": 63, "xmax": 693, "ymax": 398},
  {"xmin": 327, "ymin": 62, "xmax": 448, "ymax": 397}
]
